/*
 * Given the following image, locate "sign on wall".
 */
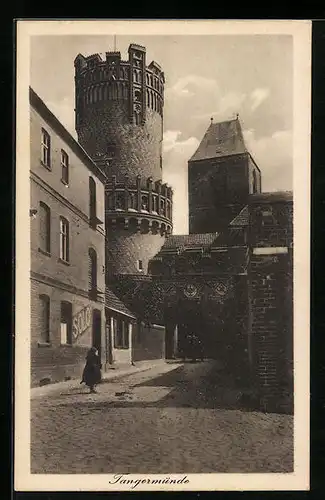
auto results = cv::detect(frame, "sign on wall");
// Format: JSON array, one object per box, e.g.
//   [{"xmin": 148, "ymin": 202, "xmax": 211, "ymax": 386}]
[{"xmin": 72, "ymin": 305, "xmax": 92, "ymax": 341}]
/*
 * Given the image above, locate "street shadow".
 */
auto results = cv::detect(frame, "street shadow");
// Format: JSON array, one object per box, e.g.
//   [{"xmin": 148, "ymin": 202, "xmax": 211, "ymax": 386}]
[{"xmin": 49, "ymin": 364, "xmax": 270, "ymax": 414}]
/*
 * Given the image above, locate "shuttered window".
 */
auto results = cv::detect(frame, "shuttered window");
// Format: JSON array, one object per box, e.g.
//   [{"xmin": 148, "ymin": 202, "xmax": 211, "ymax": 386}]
[
  {"xmin": 39, "ymin": 294, "xmax": 50, "ymax": 343},
  {"xmin": 39, "ymin": 202, "xmax": 51, "ymax": 253}
]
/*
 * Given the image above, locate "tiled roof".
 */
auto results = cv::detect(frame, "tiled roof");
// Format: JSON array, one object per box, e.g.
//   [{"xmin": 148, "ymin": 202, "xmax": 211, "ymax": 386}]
[
  {"xmin": 189, "ymin": 118, "xmax": 247, "ymax": 162},
  {"xmin": 105, "ymin": 287, "xmax": 136, "ymax": 318},
  {"xmin": 229, "ymin": 206, "xmax": 249, "ymax": 226},
  {"xmin": 162, "ymin": 233, "xmax": 219, "ymax": 252},
  {"xmin": 249, "ymin": 191, "xmax": 293, "ymax": 204}
]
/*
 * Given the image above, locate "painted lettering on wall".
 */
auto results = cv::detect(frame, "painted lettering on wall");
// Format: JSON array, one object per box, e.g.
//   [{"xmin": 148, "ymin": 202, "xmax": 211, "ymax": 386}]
[{"xmin": 72, "ymin": 306, "xmax": 92, "ymax": 340}]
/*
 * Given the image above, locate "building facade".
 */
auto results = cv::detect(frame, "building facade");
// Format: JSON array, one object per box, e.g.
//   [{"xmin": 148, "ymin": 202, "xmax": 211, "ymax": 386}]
[{"xmin": 30, "ymin": 88, "xmax": 107, "ymax": 387}]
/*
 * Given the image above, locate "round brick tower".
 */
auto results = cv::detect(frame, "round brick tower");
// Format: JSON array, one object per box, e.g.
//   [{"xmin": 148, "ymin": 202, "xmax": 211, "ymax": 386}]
[{"xmin": 74, "ymin": 44, "xmax": 173, "ymax": 276}]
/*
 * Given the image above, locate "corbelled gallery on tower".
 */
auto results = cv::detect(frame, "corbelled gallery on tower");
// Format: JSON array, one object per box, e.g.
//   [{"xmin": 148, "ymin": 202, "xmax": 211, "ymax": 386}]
[{"xmin": 30, "ymin": 43, "xmax": 293, "ymax": 413}]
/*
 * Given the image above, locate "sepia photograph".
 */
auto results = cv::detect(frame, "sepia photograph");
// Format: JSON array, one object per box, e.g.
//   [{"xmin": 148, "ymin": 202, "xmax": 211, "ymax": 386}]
[{"xmin": 15, "ymin": 20, "xmax": 311, "ymax": 492}]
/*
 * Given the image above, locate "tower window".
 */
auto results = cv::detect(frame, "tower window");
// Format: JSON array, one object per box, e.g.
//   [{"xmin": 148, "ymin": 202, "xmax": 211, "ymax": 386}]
[
  {"xmin": 128, "ymin": 192, "xmax": 137, "ymax": 210},
  {"xmin": 137, "ymin": 259, "xmax": 144, "ymax": 272},
  {"xmin": 39, "ymin": 294, "xmax": 50, "ymax": 344},
  {"xmin": 141, "ymin": 194, "xmax": 148, "ymax": 211},
  {"xmin": 116, "ymin": 192, "xmax": 125, "ymax": 210},
  {"xmin": 61, "ymin": 149, "xmax": 69, "ymax": 185},
  {"xmin": 160, "ymin": 198, "xmax": 165, "ymax": 215},
  {"xmin": 41, "ymin": 128, "xmax": 51, "ymax": 168},
  {"xmin": 60, "ymin": 301, "xmax": 72, "ymax": 345},
  {"xmin": 152, "ymin": 195, "xmax": 158, "ymax": 213},
  {"xmin": 89, "ymin": 177, "xmax": 97, "ymax": 226},
  {"xmin": 59, "ymin": 216, "xmax": 69, "ymax": 262},
  {"xmin": 39, "ymin": 202, "xmax": 51, "ymax": 254}
]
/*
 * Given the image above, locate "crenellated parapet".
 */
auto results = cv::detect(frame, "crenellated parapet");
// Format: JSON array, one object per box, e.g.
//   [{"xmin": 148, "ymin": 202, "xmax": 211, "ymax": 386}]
[
  {"xmin": 105, "ymin": 174, "xmax": 173, "ymax": 235},
  {"xmin": 74, "ymin": 44, "xmax": 165, "ymax": 131}
]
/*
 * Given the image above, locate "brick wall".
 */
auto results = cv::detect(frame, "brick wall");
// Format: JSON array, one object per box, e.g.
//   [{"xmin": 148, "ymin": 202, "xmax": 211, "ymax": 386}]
[
  {"xmin": 188, "ymin": 154, "xmax": 250, "ymax": 233},
  {"xmin": 77, "ymin": 103, "xmax": 163, "ymax": 185},
  {"xmin": 248, "ymin": 193, "xmax": 293, "ymax": 414},
  {"xmin": 106, "ymin": 228, "xmax": 166, "ymax": 275}
]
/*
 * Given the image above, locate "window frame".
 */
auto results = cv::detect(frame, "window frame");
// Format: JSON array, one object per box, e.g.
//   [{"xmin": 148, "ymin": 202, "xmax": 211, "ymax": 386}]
[
  {"xmin": 60, "ymin": 301, "xmax": 73, "ymax": 345},
  {"xmin": 113, "ymin": 317, "xmax": 129, "ymax": 349},
  {"xmin": 41, "ymin": 128, "xmax": 51, "ymax": 169},
  {"xmin": 60, "ymin": 149, "xmax": 69, "ymax": 185},
  {"xmin": 59, "ymin": 216, "xmax": 70, "ymax": 263}
]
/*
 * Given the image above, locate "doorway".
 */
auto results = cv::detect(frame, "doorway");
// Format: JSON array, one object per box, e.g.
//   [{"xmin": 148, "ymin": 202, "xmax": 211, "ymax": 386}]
[{"xmin": 92, "ymin": 309, "xmax": 102, "ymax": 358}]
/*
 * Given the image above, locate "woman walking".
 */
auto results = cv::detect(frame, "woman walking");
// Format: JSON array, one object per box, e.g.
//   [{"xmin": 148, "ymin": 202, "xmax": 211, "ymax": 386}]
[{"xmin": 80, "ymin": 346, "xmax": 102, "ymax": 393}]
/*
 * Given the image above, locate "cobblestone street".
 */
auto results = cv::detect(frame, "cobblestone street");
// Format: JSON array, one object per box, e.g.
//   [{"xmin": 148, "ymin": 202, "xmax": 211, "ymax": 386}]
[{"xmin": 31, "ymin": 360, "xmax": 293, "ymax": 474}]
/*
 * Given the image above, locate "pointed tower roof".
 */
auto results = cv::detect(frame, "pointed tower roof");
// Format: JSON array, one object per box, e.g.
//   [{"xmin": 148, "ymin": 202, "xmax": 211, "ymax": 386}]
[{"xmin": 189, "ymin": 117, "xmax": 248, "ymax": 162}]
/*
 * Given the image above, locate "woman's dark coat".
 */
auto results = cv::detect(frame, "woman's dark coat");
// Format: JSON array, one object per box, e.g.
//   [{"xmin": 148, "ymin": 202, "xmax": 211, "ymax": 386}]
[{"xmin": 81, "ymin": 350, "xmax": 102, "ymax": 387}]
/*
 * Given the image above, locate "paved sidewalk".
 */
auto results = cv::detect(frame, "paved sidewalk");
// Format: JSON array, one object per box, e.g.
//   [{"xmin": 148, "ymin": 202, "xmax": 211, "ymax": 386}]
[{"xmin": 31, "ymin": 359, "xmax": 181, "ymax": 400}]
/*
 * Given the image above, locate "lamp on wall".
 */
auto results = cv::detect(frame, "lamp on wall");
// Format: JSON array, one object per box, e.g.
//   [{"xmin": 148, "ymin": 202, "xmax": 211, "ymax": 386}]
[{"xmin": 29, "ymin": 209, "xmax": 38, "ymax": 218}]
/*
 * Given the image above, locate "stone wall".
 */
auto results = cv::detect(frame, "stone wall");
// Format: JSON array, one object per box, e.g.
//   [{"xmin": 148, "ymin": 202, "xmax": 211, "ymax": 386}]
[{"xmin": 248, "ymin": 192, "xmax": 293, "ymax": 414}]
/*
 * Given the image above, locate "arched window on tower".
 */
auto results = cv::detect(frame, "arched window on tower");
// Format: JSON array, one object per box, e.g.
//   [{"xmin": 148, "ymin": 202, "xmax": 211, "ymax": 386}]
[
  {"xmin": 141, "ymin": 194, "xmax": 148, "ymax": 211},
  {"xmin": 146, "ymin": 90, "xmax": 150, "ymax": 106},
  {"xmin": 134, "ymin": 112, "xmax": 141, "ymax": 126},
  {"xmin": 88, "ymin": 247, "xmax": 98, "ymax": 297},
  {"xmin": 116, "ymin": 192, "xmax": 125, "ymax": 210},
  {"xmin": 152, "ymin": 195, "xmax": 158, "ymax": 213},
  {"xmin": 128, "ymin": 192, "xmax": 137, "ymax": 210},
  {"xmin": 89, "ymin": 177, "xmax": 97, "ymax": 227},
  {"xmin": 160, "ymin": 198, "xmax": 165, "ymax": 216}
]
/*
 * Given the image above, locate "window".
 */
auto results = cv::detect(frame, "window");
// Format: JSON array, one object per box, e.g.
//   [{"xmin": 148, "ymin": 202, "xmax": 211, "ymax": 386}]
[
  {"xmin": 39, "ymin": 202, "xmax": 51, "ymax": 254},
  {"xmin": 88, "ymin": 248, "xmax": 97, "ymax": 296},
  {"xmin": 137, "ymin": 259, "xmax": 144, "ymax": 272},
  {"xmin": 252, "ymin": 169, "xmax": 258, "ymax": 194},
  {"xmin": 61, "ymin": 150, "xmax": 69, "ymax": 185},
  {"xmin": 128, "ymin": 192, "xmax": 137, "ymax": 210},
  {"xmin": 113, "ymin": 317, "xmax": 129, "ymax": 349},
  {"xmin": 60, "ymin": 301, "xmax": 72, "ymax": 345},
  {"xmin": 41, "ymin": 128, "xmax": 51, "ymax": 168},
  {"xmin": 116, "ymin": 192, "xmax": 125, "ymax": 210},
  {"xmin": 160, "ymin": 198, "xmax": 165, "ymax": 215},
  {"xmin": 141, "ymin": 194, "xmax": 148, "ymax": 211},
  {"xmin": 59, "ymin": 217, "xmax": 69, "ymax": 262},
  {"xmin": 152, "ymin": 195, "xmax": 158, "ymax": 213},
  {"xmin": 134, "ymin": 112, "xmax": 141, "ymax": 125},
  {"xmin": 89, "ymin": 177, "xmax": 97, "ymax": 227},
  {"xmin": 39, "ymin": 294, "xmax": 50, "ymax": 343}
]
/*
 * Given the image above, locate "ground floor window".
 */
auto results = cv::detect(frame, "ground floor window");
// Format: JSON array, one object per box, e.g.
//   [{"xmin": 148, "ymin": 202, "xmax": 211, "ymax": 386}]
[
  {"xmin": 60, "ymin": 301, "xmax": 73, "ymax": 345},
  {"xmin": 113, "ymin": 317, "xmax": 129, "ymax": 349}
]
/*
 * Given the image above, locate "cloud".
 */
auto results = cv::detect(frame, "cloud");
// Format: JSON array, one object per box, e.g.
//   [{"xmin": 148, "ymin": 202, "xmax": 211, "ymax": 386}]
[
  {"xmin": 162, "ymin": 130, "xmax": 200, "ymax": 234},
  {"xmin": 250, "ymin": 88, "xmax": 270, "ymax": 112},
  {"xmin": 165, "ymin": 75, "xmax": 218, "ymax": 100},
  {"xmin": 243, "ymin": 128, "xmax": 292, "ymax": 191}
]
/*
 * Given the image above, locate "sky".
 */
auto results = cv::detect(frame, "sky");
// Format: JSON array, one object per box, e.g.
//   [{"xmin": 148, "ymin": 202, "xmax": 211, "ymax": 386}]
[{"xmin": 30, "ymin": 34, "xmax": 293, "ymax": 234}]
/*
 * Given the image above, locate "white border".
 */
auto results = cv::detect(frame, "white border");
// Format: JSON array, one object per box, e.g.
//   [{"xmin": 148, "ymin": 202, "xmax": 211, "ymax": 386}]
[{"xmin": 15, "ymin": 19, "xmax": 311, "ymax": 492}]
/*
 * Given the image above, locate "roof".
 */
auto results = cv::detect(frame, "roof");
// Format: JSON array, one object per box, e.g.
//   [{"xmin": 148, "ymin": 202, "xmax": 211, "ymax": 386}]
[
  {"xmin": 29, "ymin": 87, "xmax": 107, "ymax": 184},
  {"xmin": 160, "ymin": 233, "xmax": 219, "ymax": 253},
  {"xmin": 105, "ymin": 287, "xmax": 136, "ymax": 319},
  {"xmin": 189, "ymin": 118, "xmax": 247, "ymax": 162},
  {"xmin": 249, "ymin": 191, "xmax": 293, "ymax": 204},
  {"xmin": 229, "ymin": 206, "xmax": 249, "ymax": 227}
]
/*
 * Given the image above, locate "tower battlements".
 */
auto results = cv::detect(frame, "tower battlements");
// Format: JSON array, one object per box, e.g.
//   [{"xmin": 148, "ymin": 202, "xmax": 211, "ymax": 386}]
[{"xmin": 74, "ymin": 43, "xmax": 172, "ymax": 276}]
